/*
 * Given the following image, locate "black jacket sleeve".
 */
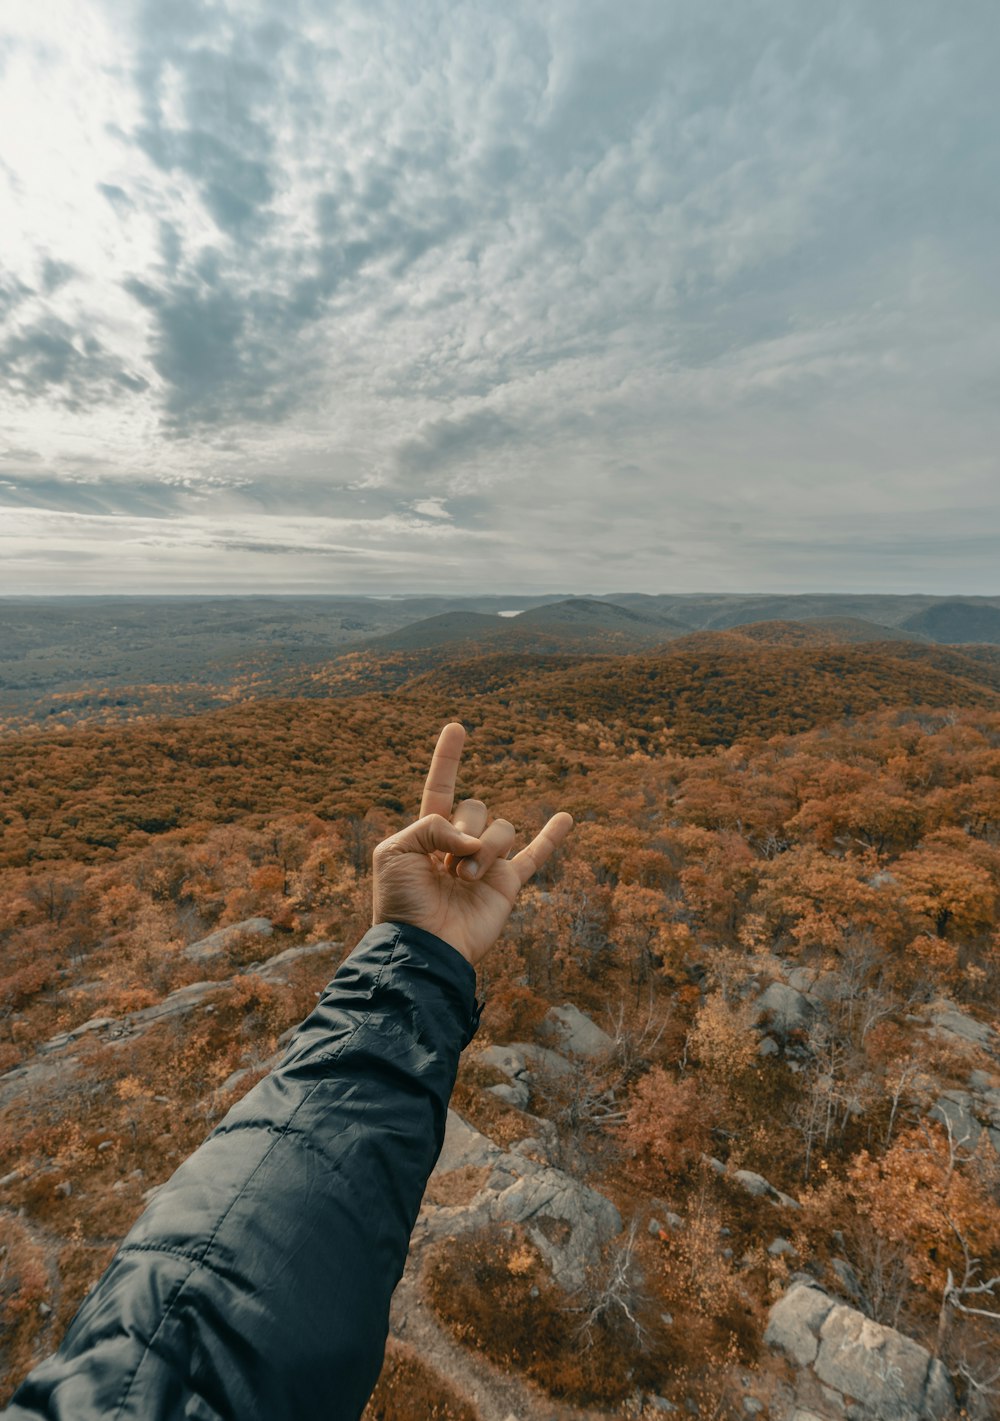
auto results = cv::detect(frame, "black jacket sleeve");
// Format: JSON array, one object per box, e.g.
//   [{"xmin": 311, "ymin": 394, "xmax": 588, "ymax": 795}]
[{"xmin": 3, "ymin": 921, "xmax": 480, "ymax": 1421}]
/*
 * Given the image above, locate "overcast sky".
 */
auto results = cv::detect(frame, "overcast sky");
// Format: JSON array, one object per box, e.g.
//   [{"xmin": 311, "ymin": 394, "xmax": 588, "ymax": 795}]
[{"xmin": 1, "ymin": 0, "xmax": 997, "ymax": 595}]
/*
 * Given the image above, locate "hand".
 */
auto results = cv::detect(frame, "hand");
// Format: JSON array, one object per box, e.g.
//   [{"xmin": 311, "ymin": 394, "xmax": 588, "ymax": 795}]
[{"xmin": 371, "ymin": 722, "xmax": 573, "ymax": 967}]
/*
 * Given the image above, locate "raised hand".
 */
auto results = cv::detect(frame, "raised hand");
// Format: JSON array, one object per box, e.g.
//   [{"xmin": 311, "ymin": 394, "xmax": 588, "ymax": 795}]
[{"xmin": 371, "ymin": 722, "xmax": 573, "ymax": 967}]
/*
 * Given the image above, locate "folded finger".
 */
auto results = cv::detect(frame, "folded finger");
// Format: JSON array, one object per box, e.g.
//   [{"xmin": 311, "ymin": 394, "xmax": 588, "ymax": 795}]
[
  {"xmin": 457, "ymin": 818, "xmax": 516, "ymax": 880},
  {"xmin": 452, "ymin": 798, "xmax": 488, "ymax": 837},
  {"xmin": 380, "ymin": 814, "xmax": 481, "ymax": 861},
  {"xmin": 511, "ymin": 812, "xmax": 574, "ymax": 886}
]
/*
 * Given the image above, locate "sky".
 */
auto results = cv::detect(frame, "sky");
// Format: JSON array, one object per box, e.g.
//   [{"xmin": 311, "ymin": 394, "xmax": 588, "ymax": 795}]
[{"xmin": 1, "ymin": 0, "xmax": 998, "ymax": 596}]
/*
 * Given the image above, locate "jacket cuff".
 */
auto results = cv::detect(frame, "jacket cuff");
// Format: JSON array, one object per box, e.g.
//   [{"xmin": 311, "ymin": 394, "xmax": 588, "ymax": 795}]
[{"xmin": 346, "ymin": 920, "xmax": 484, "ymax": 1048}]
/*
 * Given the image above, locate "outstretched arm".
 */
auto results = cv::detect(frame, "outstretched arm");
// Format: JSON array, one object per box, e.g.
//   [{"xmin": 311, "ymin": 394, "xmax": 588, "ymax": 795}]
[{"xmin": 4, "ymin": 724, "xmax": 571, "ymax": 1421}]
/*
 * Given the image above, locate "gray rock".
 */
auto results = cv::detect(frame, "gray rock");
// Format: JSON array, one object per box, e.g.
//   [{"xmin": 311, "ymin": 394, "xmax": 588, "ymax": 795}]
[
  {"xmin": 974, "ymin": 1085, "xmax": 1000, "ymax": 1124},
  {"xmin": 477, "ymin": 1044, "xmax": 529, "ymax": 1080},
  {"xmin": 768, "ymin": 1237, "xmax": 796, "ymax": 1258},
  {"xmin": 488, "ymin": 1166, "xmax": 622, "ymax": 1290},
  {"xmin": 37, "ymin": 1015, "xmax": 117, "ymax": 1053},
  {"xmin": 488, "ymin": 1081, "xmax": 531, "ymax": 1110},
  {"xmin": 434, "ymin": 1109, "xmax": 503, "ymax": 1174},
  {"xmin": 758, "ymin": 1036, "xmax": 779, "ymax": 1058},
  {"xmin": 742, "ymin": 1401, "xmax": 763, "ymax": 1417},
  {"xmin": 753, "ymin": 982, "xmax": 814, "ymax": 1036},
  {"xmin": 510, "ymin": 1136, "xmax": 548, "ymax": 1163},
  {"xmin": 765, "ymin": 1281, "xmax": 836, "ymax": 1366},
  {"xmin": 830, "ymin": 1257, "xmax": 863, "ymax": 1303},
  {"xmin": 786, "ymin": 967, "xmax": 843, "ymax": 1004},
  {"xmin": 968, "ymin": 1068, "xmax": 996, "ymax": 1092},
  {"xmin": 256, "ymin": 940, "xmax": 339, "ymax": 976},
  {"xmin": 664, "ymin": 1211, "xmax": 684, "ymax": 1230},
  {"xmin": 184, "ymin": 917, "xmax": 274, "ymax": 961},
  {"xmin": 766, "ymin": 1282, "xmax": 957, "ymax": 1420},
  {"xmin": 544, "ymin": 1003, "xmax": 614, "ymax": 1058},
  {"xmin": 513, "ymin": 1042, "xmax": 574, "ymax": 1079},
  {"xmin": 930, "ymin": 1089, "xmax": 982, "ymax": 1149},
  {"xmin": 814, "ymin": 1301, "xmax": 956, "ymax": 1420},
  {"xmin": 733, "ymin": 1169, "xmax": 773, "ymax": 1198},
  {"xmin": 929, "ymin": 1003, "xmax": 997, "ymax": 1053},
  {"xmin": 732, "ymin": 1169, "xmax": 800, "ymax": 1209}
]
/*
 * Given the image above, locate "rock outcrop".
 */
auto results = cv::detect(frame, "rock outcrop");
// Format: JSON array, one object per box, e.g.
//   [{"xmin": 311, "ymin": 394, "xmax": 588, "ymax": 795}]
[
  {"xmin": 926, "ymin": 1000, "xmax": 998, "ymax": 1055},
  {"xmin": 766, "ymin": 1280, "xmax": 957, "ymax": 1420},
  {"xmin": 542, "ymin": 1003, "xmax": 615, "ymax": 1058},
  {"xmin": 183, "ymin": 917, "xmax": 274, "ymax": 961},
  {"xmin": 752, "ymin": 981, "xmax": 814, "ymax": 1036},
  {"xmin": 428, "ymin": 1109, "xmax": 621, "ymax": 1290},
  {"xmin": 0, "ymin": 940, "xmax": 341, "ymax": 1108}
]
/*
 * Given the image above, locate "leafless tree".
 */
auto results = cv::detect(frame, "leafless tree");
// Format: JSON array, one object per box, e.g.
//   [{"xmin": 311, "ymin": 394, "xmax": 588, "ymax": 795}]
[
  {"xmin": 605, "ymin": 996, "xmax": 666, "ymax": 1087},
  {"xmin": 570, "ymin": 1219, "xmax": 650, "ymax": 1352}
]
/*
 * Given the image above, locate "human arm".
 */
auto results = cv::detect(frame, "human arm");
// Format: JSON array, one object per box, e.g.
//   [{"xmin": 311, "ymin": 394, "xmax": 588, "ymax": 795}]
[{"xmin": 3, "ymin": 724, "xmax": 571, "ymax": 1421}]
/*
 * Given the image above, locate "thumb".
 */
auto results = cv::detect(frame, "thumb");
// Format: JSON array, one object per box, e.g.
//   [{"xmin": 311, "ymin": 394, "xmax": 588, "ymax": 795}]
[{"xmin": 381, "ymin": 814, "xmax": 482, "ymax": 859}]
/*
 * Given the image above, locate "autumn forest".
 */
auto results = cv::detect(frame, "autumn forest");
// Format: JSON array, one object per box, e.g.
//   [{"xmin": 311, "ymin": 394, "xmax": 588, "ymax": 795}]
[{"xmin": 2, "ymin": 605, "xmax": 1000, "ymax": 1419}]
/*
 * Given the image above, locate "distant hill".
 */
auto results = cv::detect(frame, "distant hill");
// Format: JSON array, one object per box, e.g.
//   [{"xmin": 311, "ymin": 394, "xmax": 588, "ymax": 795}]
[
  {"xmin": 4, "ymin": 592, "xmax": 1000, "ymax": 733},
  {"xmin": 513, "ymin": 597, "xmax": 689, "ymax": 641},
  {"xmin": 401, "ymin": 638, "xmax": 1000, "ymax": 749},
  {"xmin": 730, "ymin": 617, "xmax": 926, "ymax": 646},
  {"xmin": 901, "ymin": 600, "xmax": 1000, "ymax": 644},
  {"xmin": 602, "ymin": 592, "xmax": 1000, "ymax": 634},
  {"xmin": 362, "ymin": 598, "xmax": 686, "ymax": 659},
  {"xmin": 360, "ymin": 611, "xmax": 504, "ymax": 653}
]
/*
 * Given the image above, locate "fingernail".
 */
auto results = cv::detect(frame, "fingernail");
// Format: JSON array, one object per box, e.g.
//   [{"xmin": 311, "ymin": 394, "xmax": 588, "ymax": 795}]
[{"xmin": 462, "ymin": 861, "xmax": 479, "ymax": 880}]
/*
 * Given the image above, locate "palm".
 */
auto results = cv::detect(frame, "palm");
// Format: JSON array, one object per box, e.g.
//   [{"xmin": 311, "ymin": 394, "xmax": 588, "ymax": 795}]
[
  {"xmin": 375, "ymin": 852, "xmax": 519, "ymax": 964},
  {"xmin": 371, "ymin": 724, "xmax": 572, "ymax": 968}
]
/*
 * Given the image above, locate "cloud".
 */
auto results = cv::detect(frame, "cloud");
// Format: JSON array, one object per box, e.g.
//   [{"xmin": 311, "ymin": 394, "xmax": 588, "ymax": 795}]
[
  {"xmin": 0, "ymin": 473, "xmax": 190, "ymax": 518},
  {"xmin": 1, "ymin": 1, "xmax": 998, "ymax": 592},
  {"xmin": 0, "ymin": 314, "xmax": 149, "ymax": 409},
  {"xmin": 411, "ymin": 498, "xmax": 452, "ymax": 520}
]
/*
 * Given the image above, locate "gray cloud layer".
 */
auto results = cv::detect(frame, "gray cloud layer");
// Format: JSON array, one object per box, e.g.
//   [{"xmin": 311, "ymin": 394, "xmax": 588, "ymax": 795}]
[{"xmin": 1, "ymin": 0, "xmax": 998, "ymax": 592}]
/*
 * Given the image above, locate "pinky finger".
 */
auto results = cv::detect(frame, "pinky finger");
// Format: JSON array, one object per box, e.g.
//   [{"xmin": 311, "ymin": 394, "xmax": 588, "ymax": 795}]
[{"xmin": 510, "ymin": 812, "xmax": 574, "ymax": 887}]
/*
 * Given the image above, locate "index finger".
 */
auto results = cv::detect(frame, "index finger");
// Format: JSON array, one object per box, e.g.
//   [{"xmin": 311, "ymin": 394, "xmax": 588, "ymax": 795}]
[
  {"xmin": 510, "ymin": 811, "xmax": 574, "ymax": 886},
  {"xmin": 419, "ymin": 722, "xmax": 467, "ymax": 819}
]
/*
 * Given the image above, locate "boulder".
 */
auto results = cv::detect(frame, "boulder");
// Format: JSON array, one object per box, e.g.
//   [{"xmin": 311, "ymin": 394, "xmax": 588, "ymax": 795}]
[
  {"xmin": 477, "ymin": 1044, "xmax": 529, "ymax": 1079},
  {"xmin": 766, "ymin": 1281, "xmax": 957, "ymax": 1420},
  {"xmin": 487, "ymin": 1165, "xmax": 622, "ymax": 1290},
  {"xmin": 768, "ymin": 1237, "xmax": 796, "ymax": 1258},
  {"xmin": 930, "ymin": 1089, "xmax": 982, "ymax": 1149},
  {"xmin": 732, "ymin": 1169, "xmax": 800, "ymax": 1210},
  {"xmin": 543, "ymin": 1004, "xmax": 614, "ymax": 1058},
  {"xmin": 786, "ymin": 968, "xmax": 843, "ymax": 1006},
  {"xmin": 429, "ymin": 1112, "xmax": 620, "ymax": 1292},
  {"xmin": 487, "ymin": 1081, "xmax": 531, "ymax": 1110},
  {"xmin": 478, "ymin": 1041, "xmax": 572, "ymax": 1082},
  {"xmin": 765, "ymin": 1281, "xmax": 836, "ymax": 1366},
  {"xmin": 184, "ymin": 917, "xmax": 274, "ymax": 961},
  {"xmin": 814, "ymin": 1303, "xmax": 956, "ymax": 1420},
  {"xmin": 434, "ymin": 1109, "xmax": 503, "ymax": 1174},
  {"xmin": 928, "ymin": 1003, "xmax": 997, "ymax": 1053},
  {"xmin": 753, "ymin": 982, "xmax": 814, "ymax": 1036}
]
